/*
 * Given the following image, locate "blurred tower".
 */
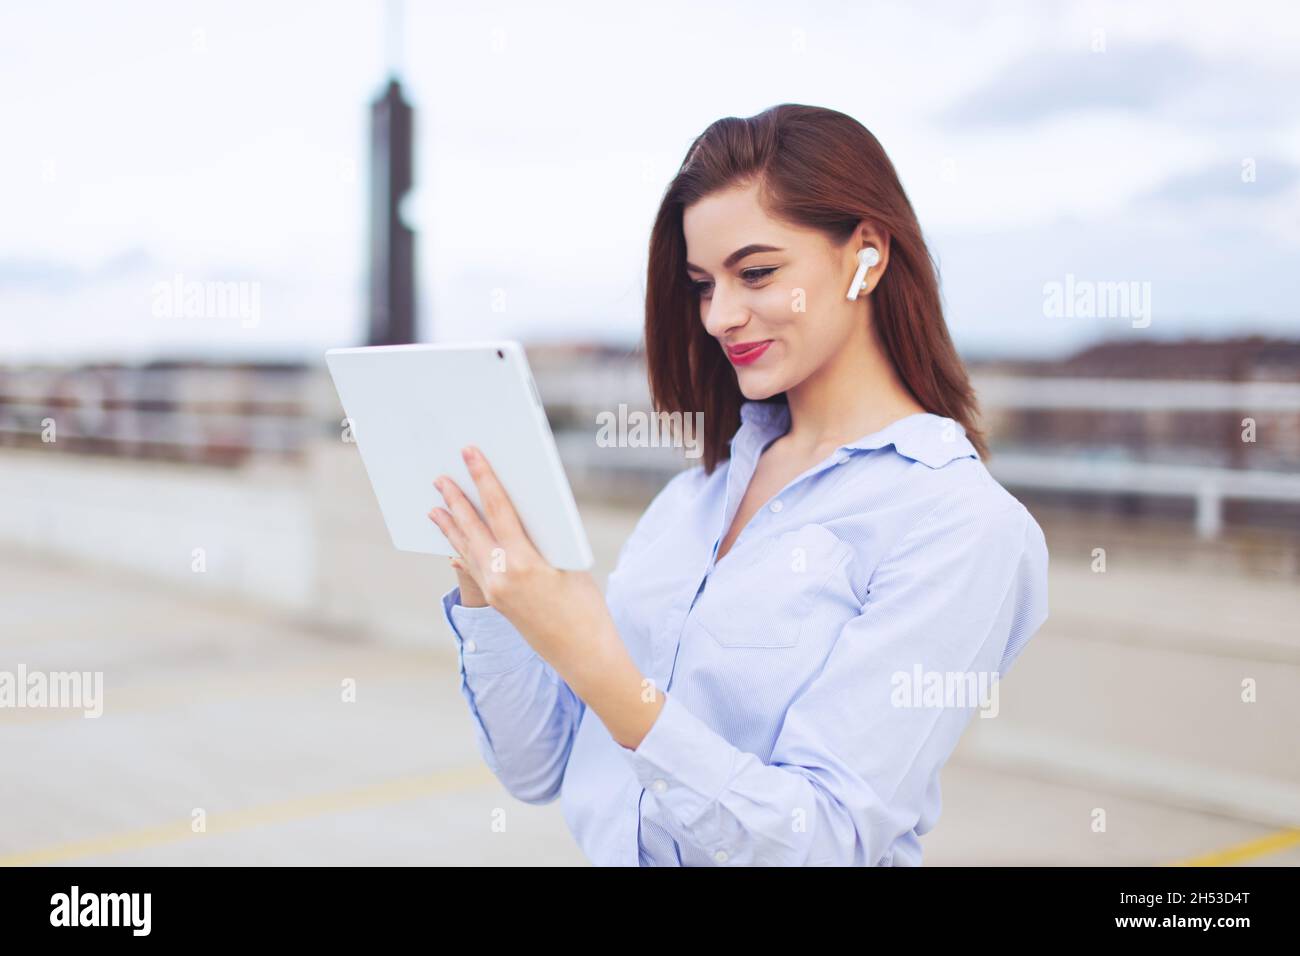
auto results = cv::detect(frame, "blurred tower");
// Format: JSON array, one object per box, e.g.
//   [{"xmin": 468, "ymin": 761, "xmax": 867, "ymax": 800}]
[{"xmin": 367, "ymin": 77, "xmax": 417, "ymax": 345}]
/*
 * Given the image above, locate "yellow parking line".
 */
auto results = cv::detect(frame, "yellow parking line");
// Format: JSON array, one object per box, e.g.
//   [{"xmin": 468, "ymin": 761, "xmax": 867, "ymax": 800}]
[
  {"xmin": 0, "ymin": 764, "xmax": 497, "ymax": 866},
  {"xmin": 1168, "ymin": 827, "xmax": 1300, "ymax": 866},
  {"xmin": 13, "ymin": 763, "xmax": 1293, "ymax": 867}
]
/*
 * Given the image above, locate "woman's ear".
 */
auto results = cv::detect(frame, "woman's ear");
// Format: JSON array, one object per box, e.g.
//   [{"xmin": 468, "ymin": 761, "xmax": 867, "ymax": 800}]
[{"xmin": 846, "ymin": 220, "xmax": 891, "ymax": 299}]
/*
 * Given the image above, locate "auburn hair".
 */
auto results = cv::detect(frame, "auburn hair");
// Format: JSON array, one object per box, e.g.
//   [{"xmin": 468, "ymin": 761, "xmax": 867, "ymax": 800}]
[{"xmin": 643, "ymin": 103, "xmax": 987, "ymax": 474}]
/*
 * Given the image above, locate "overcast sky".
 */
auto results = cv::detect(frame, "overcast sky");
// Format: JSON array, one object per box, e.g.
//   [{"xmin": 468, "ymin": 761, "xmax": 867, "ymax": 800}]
[{"xmin": 1, "ymin": 0, "xmax": 1298, "ymax": 365}]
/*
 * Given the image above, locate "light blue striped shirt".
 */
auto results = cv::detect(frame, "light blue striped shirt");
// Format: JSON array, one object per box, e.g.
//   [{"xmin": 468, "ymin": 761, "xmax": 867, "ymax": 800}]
[{"xmin": 440, "ymin": 399, "xmax": 1049, "ymax": 866}]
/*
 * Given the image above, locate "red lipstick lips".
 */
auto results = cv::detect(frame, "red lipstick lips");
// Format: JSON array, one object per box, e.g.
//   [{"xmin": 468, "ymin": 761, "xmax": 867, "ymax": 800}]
[{"xmin": 726, "ymin": 340, "xmax": 773, "ymax": 366}]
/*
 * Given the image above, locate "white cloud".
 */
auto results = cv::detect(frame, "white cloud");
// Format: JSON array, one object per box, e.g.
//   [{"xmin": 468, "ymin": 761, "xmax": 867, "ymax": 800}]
[{"xmin": 1, "ymin": 0, "xmax": 1296, "ymax": 362}]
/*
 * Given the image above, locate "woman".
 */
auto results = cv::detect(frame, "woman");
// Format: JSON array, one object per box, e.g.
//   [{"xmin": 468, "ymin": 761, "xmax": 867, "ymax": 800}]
[{"xmin": 429, "ymin": 103, "xmax": 1049, "ymax": 866}]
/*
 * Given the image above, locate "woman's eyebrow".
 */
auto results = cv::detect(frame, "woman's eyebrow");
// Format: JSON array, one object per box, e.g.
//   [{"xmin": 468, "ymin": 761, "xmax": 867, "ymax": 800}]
[{"xmin": 685, "ymin": 244, "xmax": 785, "ymax": 274}]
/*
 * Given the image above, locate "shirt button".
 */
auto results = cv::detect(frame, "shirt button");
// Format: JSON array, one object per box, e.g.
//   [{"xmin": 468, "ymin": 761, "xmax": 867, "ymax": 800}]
[
  {"xmin": 713, "ymin": 849, "xmax": 729, "ymax": 863},
  {"xmin": 769, "ymin": 500, "xmax": 783, "ymax": 513},
  {"xmin": 651, "ymin": 779, "xmax": 668, "ymax": 793},
  {"xmin": 464, "ymin": 640, "xmax": 477, "ymax": 653}
]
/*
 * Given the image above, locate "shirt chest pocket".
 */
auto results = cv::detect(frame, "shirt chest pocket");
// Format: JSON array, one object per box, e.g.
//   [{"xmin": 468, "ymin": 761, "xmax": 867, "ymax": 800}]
[{"xmin": 692, "ymin": 523, "xmax": 855, "ymax": 648}]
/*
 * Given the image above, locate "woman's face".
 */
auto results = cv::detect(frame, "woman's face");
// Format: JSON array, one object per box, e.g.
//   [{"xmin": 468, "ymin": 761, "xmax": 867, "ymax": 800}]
[{"xmin": 683, "ymin": 179, "xmax": 876, "ymax": 400}]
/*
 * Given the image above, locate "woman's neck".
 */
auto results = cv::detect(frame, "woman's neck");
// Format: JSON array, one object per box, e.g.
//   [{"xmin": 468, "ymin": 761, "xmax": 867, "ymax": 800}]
[{"xmin": 779, "ymin": 326, "xmax": 925, "ymax": 458}]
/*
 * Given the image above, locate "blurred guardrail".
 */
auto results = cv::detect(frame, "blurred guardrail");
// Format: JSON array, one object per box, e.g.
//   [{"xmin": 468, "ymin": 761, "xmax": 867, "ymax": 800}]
[
  {"xmin": 0, "ymin": 364, "xmax": 316, "ymax": 465},
  {"xmin": 986, "ymin": 454, "xmax": 1300, "ymax": 539},
  {"xmin": 975, "ymin": 376, "xmax": 1300, "ymax": 410},
  {"xmin": 2, "ymin": 362, "xmax": 1298, "ymax": 540}
]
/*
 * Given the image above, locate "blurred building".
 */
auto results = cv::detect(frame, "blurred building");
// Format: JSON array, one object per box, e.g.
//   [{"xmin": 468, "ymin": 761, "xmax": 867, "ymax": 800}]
[
  {"xmin": 973, "ymin": 336, "xmax": 1300, "ymax": 535},
  {"xmin": 978, "ymin": 337, "xmax": 1300, "ymax": 470},
  {"xmin": 0, "ymin": 360, "xmax": 312, "ymax": 467}
]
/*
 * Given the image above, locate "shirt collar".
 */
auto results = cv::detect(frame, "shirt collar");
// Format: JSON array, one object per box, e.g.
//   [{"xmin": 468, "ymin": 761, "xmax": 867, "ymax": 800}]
[{"xmin": 737, "ymin": 399, "xmax": 978, "ymax": 469}]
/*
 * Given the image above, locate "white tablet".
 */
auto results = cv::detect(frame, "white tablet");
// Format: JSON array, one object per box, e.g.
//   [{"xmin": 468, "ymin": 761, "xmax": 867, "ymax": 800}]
[{"xmin": 324, "ymin": 341, "xmax": 593, "ymax": 570}]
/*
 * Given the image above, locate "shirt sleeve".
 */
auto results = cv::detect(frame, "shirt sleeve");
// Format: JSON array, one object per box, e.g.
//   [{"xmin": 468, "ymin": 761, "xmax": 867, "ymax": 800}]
[
  {"xmin": 439, "ymin": 463, "xmax": 704, "ymax": 805},
  {"xmin": 440, "ymin": 584, "xmax": 585, "ymax": 804},
  {"xmin": 615, "ymin": 495, "xmax": 1050, "ymax": 866}
]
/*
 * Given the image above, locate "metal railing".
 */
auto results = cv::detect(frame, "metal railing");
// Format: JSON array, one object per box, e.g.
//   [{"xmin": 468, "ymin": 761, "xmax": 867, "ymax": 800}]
[{"xmin": 2, "ymin": 364, "xmax": 1297, "ymax": 538}]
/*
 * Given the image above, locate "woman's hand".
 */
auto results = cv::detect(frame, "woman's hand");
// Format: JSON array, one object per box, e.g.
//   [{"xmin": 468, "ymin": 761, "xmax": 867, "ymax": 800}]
[
  {"xmin": 429, "ymin": 444, "xmax": 665, "ymax": 750},
  {"xmin": 428, "ymin": 445, "xmax": 615, "ymax": 671}
]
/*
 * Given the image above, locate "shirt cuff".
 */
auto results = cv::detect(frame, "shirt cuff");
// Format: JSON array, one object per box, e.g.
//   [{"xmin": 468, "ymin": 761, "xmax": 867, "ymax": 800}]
[
  {"xmin": 439, "ymin": 584, "xmax": 539, "ymax": 675},
  {"xmin": 618, "ymin": 692, "xmax": 738, "ymax": 826}
]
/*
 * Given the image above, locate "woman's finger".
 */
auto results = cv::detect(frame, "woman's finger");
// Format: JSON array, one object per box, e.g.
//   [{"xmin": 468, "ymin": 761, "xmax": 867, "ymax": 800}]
[
  {"xmin": 428, "ymin": 506, "xmax": 471, "ymax": 562},
  {"xmin": 461, "ymin": 446, "xmax": 531, "ymax": 550},
  {"xmin": 434, "ymin": 475, "xmax": 496, "ymax": 567}
]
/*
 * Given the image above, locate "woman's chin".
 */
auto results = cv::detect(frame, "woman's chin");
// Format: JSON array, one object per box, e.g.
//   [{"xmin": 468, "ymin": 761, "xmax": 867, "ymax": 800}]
[{"xmin": 737, "ymin": 371, "xmax": 783, "ymax": 401}]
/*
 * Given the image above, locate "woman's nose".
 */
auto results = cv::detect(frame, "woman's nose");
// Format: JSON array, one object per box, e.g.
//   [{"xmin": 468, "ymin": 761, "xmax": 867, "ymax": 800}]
[{"xmin": 702, "ymin": 283, "xmax": 750, "ymax": 338}]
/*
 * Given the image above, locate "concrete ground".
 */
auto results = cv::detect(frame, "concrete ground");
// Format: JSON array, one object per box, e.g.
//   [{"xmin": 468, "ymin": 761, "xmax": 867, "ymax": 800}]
[{"xmin": 3, "ymin": 512, "xmax": 1298, "ymax": 867}]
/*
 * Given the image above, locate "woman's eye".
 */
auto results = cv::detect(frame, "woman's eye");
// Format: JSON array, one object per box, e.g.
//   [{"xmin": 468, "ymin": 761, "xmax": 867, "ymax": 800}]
[{"xmin": 689, "ymin": 267, "xmax": 775, "ymax": 297}]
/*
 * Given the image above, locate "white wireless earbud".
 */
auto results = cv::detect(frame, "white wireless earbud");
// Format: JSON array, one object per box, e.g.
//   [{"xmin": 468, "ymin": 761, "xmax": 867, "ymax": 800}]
[{"xmin": 846, "ymin": 247, "xmax": 881, "ymax": 301}]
